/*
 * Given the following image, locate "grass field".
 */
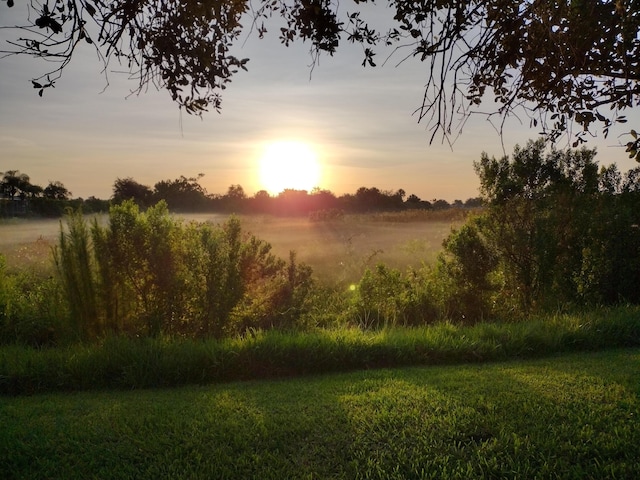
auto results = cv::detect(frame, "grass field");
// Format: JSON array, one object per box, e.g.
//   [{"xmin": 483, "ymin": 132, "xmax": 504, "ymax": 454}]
[
  {"xmin": 1, "ymin": 348, "xmax": 638, "ymax": 479},
  {"xmin": 238, "ymin": 214, "xmax": 459, "ymax": 284},
  {"xmin": 0, "ymin": 212, "xmax": 464, "ymax": 283}
]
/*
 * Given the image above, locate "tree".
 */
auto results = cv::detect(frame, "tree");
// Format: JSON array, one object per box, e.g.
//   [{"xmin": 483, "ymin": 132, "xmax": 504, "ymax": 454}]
[
  {"xmin": 2, "ymin": 1, "xmax": 638, "ymax": 145},
  {"xmin": 249, "ymin": 189, "xmax": 273, "ymax": 214},
  {"xmin": 473, "ymin": 139, "xmax": 640, "ymax": 309},
  {"xmin": 222, "ymin": 184, "xmax": 247, "ymax": 212},
  {"xmin": 43, "ymin": 180, "xmax": 71, "ymax": 200},
  {"xmin": 432, "ymin": 199, "xmax": 451, "ymax": 210},
  {"xmin": 112, "ymin": 177, "xmax": 153, "ymax": 206},
  {"xmin": 1, "ymin": 170, "xmax": 33, "ymax": 200},
  {"xmin": 153, "ymin": 174, "xmax": 209, "ymax": 211}
]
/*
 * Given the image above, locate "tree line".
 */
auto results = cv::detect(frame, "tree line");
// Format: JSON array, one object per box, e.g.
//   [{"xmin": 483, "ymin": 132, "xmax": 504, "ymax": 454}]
[
  {"xmin": 0, "ymin": 169, "xmax": 482, "ymax": 217},
  {"xmin": 111, "ymin": 175, "xmax": 481, "ymax": 216},
  {"xmin": 0, "ymin": 170, "xmax": 106, "ymax": 217}
]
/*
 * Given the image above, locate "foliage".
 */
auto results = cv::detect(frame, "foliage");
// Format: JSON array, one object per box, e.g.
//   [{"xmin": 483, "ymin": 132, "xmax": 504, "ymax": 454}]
[
  {"xmin": 2, "ymin": 1, "xmax": 638, "ymax": 143},
  {"xmin": 1, "ymin": 168, "xmax": 465, "ymax": 220},
  {"xmin": 468, "ymin": 139, "xmax": 640, "ymax": 311},
  {"xmin": 437, "ymin": 220, "xmax": 500, "ymax": 322},
  {"xmin": 43, "ymin": 181, "xmax": 71, "ymax": 200},
  {"xmin": 1, "ymin": 306, "xmax": 639, "ymax": 394},
  {"xmin": 111, "ymin": 177, "xmax": 154, "ymax": 207},
  {"xmin": 153, "ymin": 174, "xmax": 210, "ymax": 211},
  {"xmin": 53, "ymin": 201, "xmax": 314, "ymax": 340},
  {"xmin": 627, "ymin": 129, "xmax": 640, "ymax": 161},
  {"xmin": 5, "ymin": 151, "xmax": 640, "ymax": 348},
  {"xmin": 0, "ymin": 170, "xmax": 90, "ymax": 217},
  {"xmin": 106, "ymin": 174, "xmax": 453, "ymax": 216},
  {"xmin": 338, "ymin": 140, "xmax": 640, "ymax": 324},
  {"xmin": 0, "ymin": 170, "xmax": 34, "ymax": 200},
  {"xmin": 54, "ymin": 209, "xmax": 98, "ymax": 339},
  {"xmin": 351, "ymin": 264, "xmax": 439, "ymax": 329},
  {"xmin": 0, "ymin": 253, "xmax": 68, "ymax": 346}
]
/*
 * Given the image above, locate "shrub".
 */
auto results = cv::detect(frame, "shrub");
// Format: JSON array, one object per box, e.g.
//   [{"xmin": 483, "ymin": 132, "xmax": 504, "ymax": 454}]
[
  {"xmin": 0, "ymin": 254, "xmax": 69, "ymax": 346},
  {"xmin": 436, "ymin": 220, "xmax": 499, "ymax": 323},
  {"xmin": 469, "ymin": 140, "xmax": 640, "ymax": 313},
  {"xmin": 53, "ymin": 202, "xmax": 315, "ymax": 341},
  {"xmin": 53, "ymin": 209, "xmax": 99, "ymax": 339},
  {"xmin": 350, "ymin": 264, "xmax": 439, "ymax": 329}
]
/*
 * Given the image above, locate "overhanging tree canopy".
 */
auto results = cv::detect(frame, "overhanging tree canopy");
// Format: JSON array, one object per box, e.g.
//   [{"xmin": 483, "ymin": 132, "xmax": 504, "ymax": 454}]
[{"xmin": 1, "ymin": 0, "xmax": 639, "ymax": 152}]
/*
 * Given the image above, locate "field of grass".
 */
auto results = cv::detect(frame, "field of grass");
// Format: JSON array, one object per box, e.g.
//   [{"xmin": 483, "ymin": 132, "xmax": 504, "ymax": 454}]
[
  {"xmin": 1, "ymin": 348, "xmax": 638, "ymax": 479},
  {"xmin": 0, "ymin": 212, "xmax": 463, "ymax": 284},
  {"xmin": 241, "ymin": 216, "xmax": 458, "ymax": 284}
]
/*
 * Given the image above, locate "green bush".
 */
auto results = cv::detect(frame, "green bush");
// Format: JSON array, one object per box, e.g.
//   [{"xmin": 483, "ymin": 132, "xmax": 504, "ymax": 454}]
[
  {"xmin": 54, "ymin": 209, "xmax": 98, "ymax": 339},
  {"xmin": 349, "ymin": 264, "xmax": 440, "ymax": 329},
  {"xmin": 470, "ymin": 140, "xmax": 640, "ymax": 313},
  {"xmin": 230, "ymin": 251, "xmax": 314, "ymax": 333},
  {"xmin": 53, "ymin": 201, "xmax": 315, "ymax": 341},
  {"xmin": 0, "ymin": 254, "xmax": 69, "ymax": 346},
  {"xmin": 436, "ymin": 220, "xmax": 499, "ymax": 323}
]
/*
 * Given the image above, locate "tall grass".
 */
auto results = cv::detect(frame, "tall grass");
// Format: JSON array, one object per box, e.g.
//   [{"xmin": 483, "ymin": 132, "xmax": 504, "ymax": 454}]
[
  {"xmin": 1, "ymin": 306, "xmax": 638, "ymax": 395},
  {"xmin": 53, "ymin": 210, "xmax": 98, "ymax": 339}
]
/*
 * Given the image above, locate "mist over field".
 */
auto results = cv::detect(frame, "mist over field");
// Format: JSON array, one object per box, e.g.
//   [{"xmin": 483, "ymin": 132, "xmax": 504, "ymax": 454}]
[{"xmin": 0, "ymin": 213, "xmax": 461, "ymax": 284}]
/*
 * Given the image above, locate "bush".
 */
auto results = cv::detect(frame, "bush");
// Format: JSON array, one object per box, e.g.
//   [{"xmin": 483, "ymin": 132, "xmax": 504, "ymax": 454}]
[
  {"xmin": 349, "ymin": 264, "xmax": 440, "ymax": 329},
  {"xmin": 0, "ymin": 254, "xmax": 69, "ymax": 346},
  {"xmin": 436, "ymin": 220, "xmax": 500, "ymax": 323},
  {"xmin": 53, "ymin": 201, "xmax": 315, "ymax": 340},
  {"xmin": 470, "ymin": 140, "xmax": 640, "ymax": 313}
]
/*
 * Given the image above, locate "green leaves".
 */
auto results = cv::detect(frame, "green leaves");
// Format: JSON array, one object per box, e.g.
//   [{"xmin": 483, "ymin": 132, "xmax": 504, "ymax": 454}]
[{"xmin": 55, "ymin": 202, "xmax": 314, "ymax": 339}]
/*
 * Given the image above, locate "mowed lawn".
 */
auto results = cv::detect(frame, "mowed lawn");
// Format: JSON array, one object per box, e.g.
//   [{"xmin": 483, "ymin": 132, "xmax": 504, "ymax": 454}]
[{"xmin": 2, "ymin": 348, "xmax": 639, "ymax": 479}]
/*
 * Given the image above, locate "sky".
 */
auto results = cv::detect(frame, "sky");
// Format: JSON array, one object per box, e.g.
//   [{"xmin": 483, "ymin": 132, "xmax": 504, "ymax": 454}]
[{"xmin": 1, "ymin": 3, "xmax": 639, "ymax": 202}]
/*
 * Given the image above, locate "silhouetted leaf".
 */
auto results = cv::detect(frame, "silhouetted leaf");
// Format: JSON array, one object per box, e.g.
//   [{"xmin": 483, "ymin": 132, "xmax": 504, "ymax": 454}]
[{"xmin": 48, "ymin": 18, "xmax": 62, "ymax": 34}]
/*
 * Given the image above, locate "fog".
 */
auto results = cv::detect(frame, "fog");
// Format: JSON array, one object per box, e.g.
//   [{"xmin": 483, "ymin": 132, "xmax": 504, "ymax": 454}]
[{"xmin": 1, "ymin": 214, "xmax": 460, "ymax": 284}]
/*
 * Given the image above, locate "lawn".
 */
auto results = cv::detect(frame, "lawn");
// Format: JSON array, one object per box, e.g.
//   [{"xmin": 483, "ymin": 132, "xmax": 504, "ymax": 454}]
[{"xmin": 2, "ymin": 348, "xmax": 639, "ymax": 479}]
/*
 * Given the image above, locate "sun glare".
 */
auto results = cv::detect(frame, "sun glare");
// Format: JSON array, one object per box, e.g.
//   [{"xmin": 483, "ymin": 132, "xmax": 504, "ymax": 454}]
[{"xmin": 259, "ymin": 141, "xmax": 321, "ymax": 194}]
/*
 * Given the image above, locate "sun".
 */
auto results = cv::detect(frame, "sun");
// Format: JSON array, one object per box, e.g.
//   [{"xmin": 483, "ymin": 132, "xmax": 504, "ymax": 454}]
[{"xmin": 258, "ymin": 141, "xmax": 321, "ymax": 194}]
